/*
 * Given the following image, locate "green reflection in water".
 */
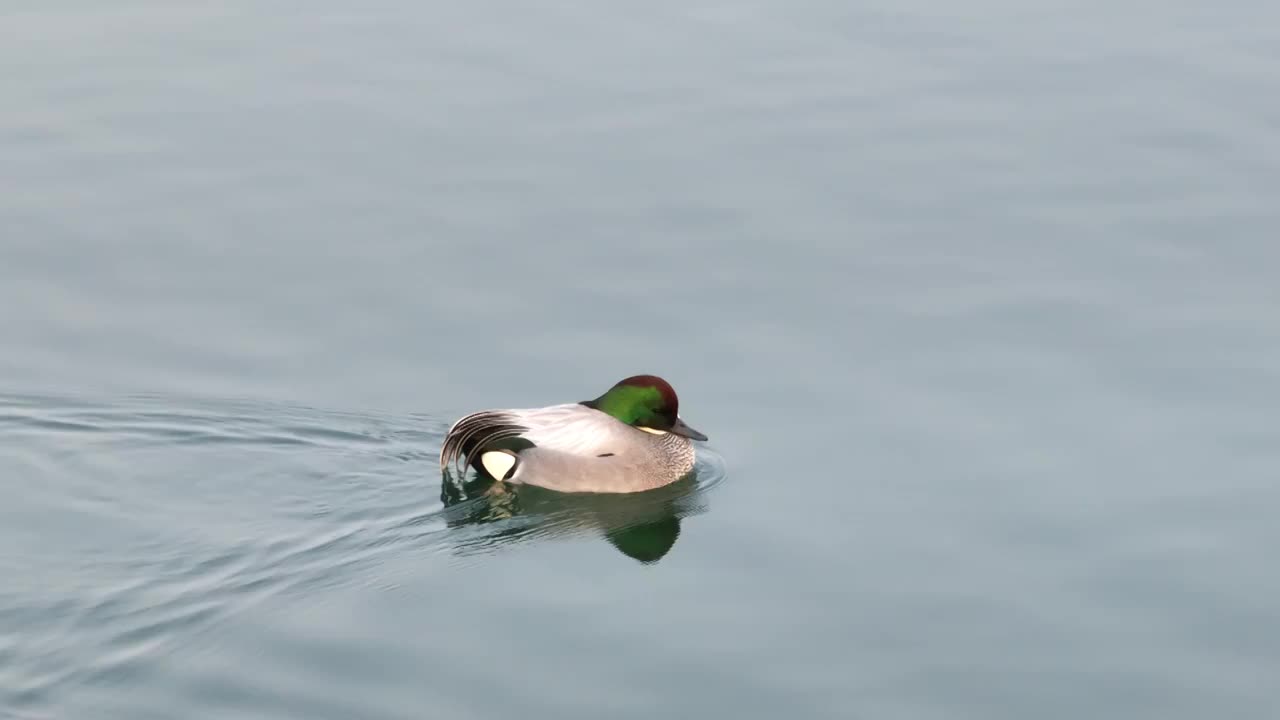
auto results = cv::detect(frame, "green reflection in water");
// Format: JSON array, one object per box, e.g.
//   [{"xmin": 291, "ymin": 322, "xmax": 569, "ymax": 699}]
[{"xmin": 440, "ymin": 472, "xmax": 706, "ymax": 563}]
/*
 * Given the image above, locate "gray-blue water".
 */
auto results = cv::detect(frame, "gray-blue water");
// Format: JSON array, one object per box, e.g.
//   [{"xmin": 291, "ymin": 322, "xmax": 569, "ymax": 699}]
[{"xmin": 4, "ymin": 2, "xmax": 1280, "ymax": 718}]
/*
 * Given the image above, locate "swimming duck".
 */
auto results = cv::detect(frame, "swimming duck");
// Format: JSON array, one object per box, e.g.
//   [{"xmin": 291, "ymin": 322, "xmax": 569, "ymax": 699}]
[{"xmin": 439, "ymin": 375, "xmax": 707, "ymax": 494}]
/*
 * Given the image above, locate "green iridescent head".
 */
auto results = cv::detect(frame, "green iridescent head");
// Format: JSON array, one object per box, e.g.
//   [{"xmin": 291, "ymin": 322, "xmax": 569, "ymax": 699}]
[{"xmin": 582, "ymin": 374, "xmax": 707, "ymax": 440}]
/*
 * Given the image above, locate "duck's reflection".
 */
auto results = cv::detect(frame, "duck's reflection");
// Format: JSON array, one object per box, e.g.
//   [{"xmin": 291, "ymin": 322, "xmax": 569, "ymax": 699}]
[{"xmin": 439, "ymin": 472, "xmax": 706, "ymax": 563}]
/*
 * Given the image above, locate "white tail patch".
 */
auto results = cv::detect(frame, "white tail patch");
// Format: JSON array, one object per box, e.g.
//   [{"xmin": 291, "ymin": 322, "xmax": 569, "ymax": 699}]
[
  {"xmin": 638, "ymin": 427, "xmax": 669, "ymax": 436},
  {"xmin": 480, "ymin": 451, "xmax": 517, "ymax": 480}
]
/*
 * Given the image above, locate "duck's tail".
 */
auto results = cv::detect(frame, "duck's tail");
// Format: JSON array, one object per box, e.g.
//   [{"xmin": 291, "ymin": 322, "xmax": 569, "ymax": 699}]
[{"xmin": 439, "ymin": 410, "xmax": 531, "ymax": 477}]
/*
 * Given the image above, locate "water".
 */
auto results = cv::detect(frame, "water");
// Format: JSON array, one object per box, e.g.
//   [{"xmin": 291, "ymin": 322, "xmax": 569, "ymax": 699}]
[{"xmin": 3, "ymin": 1, "xmax": 1279, "ymax": 718}]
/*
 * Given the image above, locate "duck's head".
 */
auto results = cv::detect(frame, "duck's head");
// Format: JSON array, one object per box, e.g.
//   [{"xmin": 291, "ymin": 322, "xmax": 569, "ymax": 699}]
[{"xmin": 582, "ymin": 374, "xmax": 708, "ymax": 441}]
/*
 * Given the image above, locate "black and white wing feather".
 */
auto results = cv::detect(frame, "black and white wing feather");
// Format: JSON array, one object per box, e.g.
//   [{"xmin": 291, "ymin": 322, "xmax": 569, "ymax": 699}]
[
  {"xmin": 439, "ymin": 410, "xmax": 529, "ymax": 475},
  {"xmin": 441, "ymin": 403, "xmax": 633, "ymax": 479}
]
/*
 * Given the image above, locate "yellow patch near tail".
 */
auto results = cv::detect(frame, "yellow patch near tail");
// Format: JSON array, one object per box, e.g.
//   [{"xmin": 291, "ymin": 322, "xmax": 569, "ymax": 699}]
[
  {"xmin": 480, "ymin": 451, "xmax": 517, "ymax": 480},
  {"xmin": 638, "ymin": 427, "xmax": 669, "ymax": 436}
]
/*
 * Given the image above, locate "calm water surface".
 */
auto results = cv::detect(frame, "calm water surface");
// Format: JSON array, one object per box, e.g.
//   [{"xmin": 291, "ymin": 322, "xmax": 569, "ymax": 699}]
[{"xmin": 3, "ymin": 2, "xmax": 1280, "ymax": 718}]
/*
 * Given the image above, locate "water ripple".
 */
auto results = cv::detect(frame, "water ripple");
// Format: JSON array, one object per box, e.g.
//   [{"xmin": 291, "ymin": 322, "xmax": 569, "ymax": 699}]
[{"xmin": 0, "ymin": 391, "xmax": 725, "ymax": 715}]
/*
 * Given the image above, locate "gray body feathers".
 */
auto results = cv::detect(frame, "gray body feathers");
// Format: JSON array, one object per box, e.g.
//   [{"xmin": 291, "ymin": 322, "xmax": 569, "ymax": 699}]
[{"xmin": 439, "ymin": 404, "xmax": 695, "ymax": 493}]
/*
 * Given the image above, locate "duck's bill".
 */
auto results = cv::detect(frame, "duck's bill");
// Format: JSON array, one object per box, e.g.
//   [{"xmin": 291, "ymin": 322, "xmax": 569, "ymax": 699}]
[{"xmin": 671, "ymin": 417, "xmax": 708, "ymax": 441}]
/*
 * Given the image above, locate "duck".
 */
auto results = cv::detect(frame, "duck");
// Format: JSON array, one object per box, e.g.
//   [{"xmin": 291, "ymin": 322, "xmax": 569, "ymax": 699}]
[{"xmin": 439, "ymin": 374, "xmax": 708, "ymax": 494}]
